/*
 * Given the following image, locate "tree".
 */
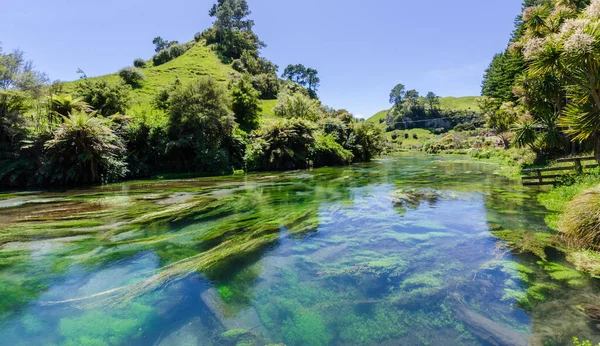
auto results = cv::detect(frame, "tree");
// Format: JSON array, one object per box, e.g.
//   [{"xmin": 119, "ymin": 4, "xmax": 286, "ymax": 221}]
[
  {"xmin": 166, "ymin": 77, "xmax": 237, "ymax": 171},
  {"xmin": 477, "ymin": 97, "xmax": 518, "ymax": 148},
  {"xmin": 231, "ymin": 75, "xmax": 261, "ymax": 132},
  {"xmin": 425, "ymin": 92, "xmax": 440, "ymax": 110},
  {"xmin": 405, "ymin": 89, "xmax": 420, "ymax": 109},
  {"xmin": 47, "ymin": 95, "xmax": 91, "ymax": 120},
  {"xmin": 209, "ymin": 0, "xmax": 255, "ymax": 34},
  {"xmin": 481, "ymin": 52, "xmax": 525, "ymax": 102},
  {"xmin": 389, "ymin": 84, "xmax": 406, "ymax": 107},
  {"xmin": 41, "ymin": 111, "xmax": 127, "ymax": 185},
  {"xmin": 152, "ymin": 37, "xmax": 177, "ymax": 53},
  {"xmin": 0, "ymin": 45, "xmax": 48, "ymax": 93},
  {"xmin": 305, "ymin": 68, "xmax": 320, "ymax": 98},
  {"xmin": 282, "ymin": 64, "xmax": 307, "ymax": 85},
  {"xmin": 516, "ymin": 0, "xmax": 600, "ymax": 160}
]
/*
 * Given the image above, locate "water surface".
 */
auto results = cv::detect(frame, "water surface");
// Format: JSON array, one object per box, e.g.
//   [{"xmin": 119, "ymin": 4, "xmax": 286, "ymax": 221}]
[{"xmin": 0, "ymin": 155, "xmax": 599, "ymax": 345}]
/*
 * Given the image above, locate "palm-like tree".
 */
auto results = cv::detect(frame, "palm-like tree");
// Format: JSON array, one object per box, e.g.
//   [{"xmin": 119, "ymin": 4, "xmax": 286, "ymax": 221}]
[
  {"xmin": 519, "ymin": 0, "xmax": 600, "ymax": 160},
  {"xmin": 42, "ymin": 111, "xmax": 126, "ymax": 185},
  {"xmin": 47, "ymin": 95, "xmax": 92, "ymax": 123}
]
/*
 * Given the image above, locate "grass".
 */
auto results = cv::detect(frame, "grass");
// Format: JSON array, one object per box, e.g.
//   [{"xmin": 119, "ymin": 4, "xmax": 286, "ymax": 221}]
[
  {"xmin": 366, "ymin": 96, "xmax": 480, "ymax": 124},
  {"xmin": 62, "ymin": 41, "xmax": 283, "ymax": 124}
]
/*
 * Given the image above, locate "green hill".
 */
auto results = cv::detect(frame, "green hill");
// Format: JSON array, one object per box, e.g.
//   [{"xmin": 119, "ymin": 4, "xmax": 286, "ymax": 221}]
[
  {"xmin": 366, "ymin": 96, "xmax": 480, "ymax": 124},
  {"xmin": 63, "ymin": 40, "xmax": 278, "ymax": 119}
]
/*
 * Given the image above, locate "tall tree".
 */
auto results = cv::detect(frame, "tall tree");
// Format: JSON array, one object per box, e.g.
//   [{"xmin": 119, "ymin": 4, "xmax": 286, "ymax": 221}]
[
  {"xmin": 0, "ymin": 45, "xmax": 48, "ymax": 93},
  {"xmin": 425, "ymin": 92, "xmax": 440, "ymax": 110},
  {"xmin": 282, "ymin": 64, "xmax": 307, "ymax": 85},
  {"xmin": 305, "ymin": 68, "xmax": 320, "ymax": 98},
  {"xmin": 389, "ymin": 84, "xmax": 406, "ymax": 108}
]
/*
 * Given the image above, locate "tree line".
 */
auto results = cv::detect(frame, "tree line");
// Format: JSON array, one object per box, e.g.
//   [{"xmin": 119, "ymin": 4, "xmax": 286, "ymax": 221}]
[
  {"xmin": 481, "ymin": 0, "xmax": 600, "ymax": 160},
  {"xmin": 0, "ymin": 0, "xmax": 383, "ymax": 189}
]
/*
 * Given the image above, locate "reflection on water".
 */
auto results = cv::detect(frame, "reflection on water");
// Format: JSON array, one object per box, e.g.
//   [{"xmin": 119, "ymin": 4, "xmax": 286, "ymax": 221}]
[{"xmin": 0, "ymin": 155, "xmax": 599, "ymax": 345}]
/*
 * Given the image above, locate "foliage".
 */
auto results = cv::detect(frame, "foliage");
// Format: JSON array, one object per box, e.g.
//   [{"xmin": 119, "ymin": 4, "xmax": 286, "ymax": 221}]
[
  {"xmin": 559, "ymin": 187, "xmax": 600, "ymax": 249},
  {"xmin": 0, "ymin": 45, "xmax": 48, "ymax": 94},
  {"xmin": 348, "ymin": 121, "xmax": 384, "ymax": 162},
  {"xmin": 152, "ymin": 36, "xmax": 178, "ymax": 53},
  {"xmin": 245, "ymin": 118, "xmax": 316, "ymax": 171},
  {"xmin": 133, "ymin": 58, "xmax": 146, "ymax": 68},
  {"xmin": 40, "ymin": 111, "xmax": 127, "ymax": 185},
  {"xmin": 75, "ymin": 79, "xmax": 131, "ymax": 116},
  {"xmin": 282, "ymin": 64, "xmax": 320, "ymax": 98},
  {"xmin": 273, "ymin": 90, "xmax": 323, "ymax": 121},
  {"xmin": 481, "ymin": 51, "xmax": 525, "ymax": 102},
  {"xmin": 231, "ymin": 75, "xmax": 261, "ymax": 132},
  {"xmin": 47, "ymin": 94, "xmax": 91, "ymax": 118},
  {"xmin": 118, "ymin": 67, "xmax": 145, "ymax": 87},
  {"xmin": 152, "ymin": 43, "xmax": 189, "ymax": 66},
  {"xmin": 166, "ymin": 77, "xmax": 238, "ymax": 172},
  {"xmin": 252, "ymin": 72, "xmax": 279, "ymax": 99},
  {"xmin": 313, "ymin": 132, "xmax": 354, "ymax": 166}
]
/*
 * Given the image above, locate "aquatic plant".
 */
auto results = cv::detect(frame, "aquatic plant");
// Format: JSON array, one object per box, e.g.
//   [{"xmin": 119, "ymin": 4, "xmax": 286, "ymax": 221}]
[{"xmin": 492, "ymin": 229, "xmax": 556, "ymax": 260}]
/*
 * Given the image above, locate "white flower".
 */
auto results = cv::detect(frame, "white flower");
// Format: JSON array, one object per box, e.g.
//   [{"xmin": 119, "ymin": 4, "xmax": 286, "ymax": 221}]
[
  {"xmin": 585, "ymin": 0, "xmax": 600, "ymax": 19},
  {"xmin": 522, "ymin": 7, "xmax": 538, "ymax": 22},
  {"xmin": 522, "ymin": 37, "xmax": 547, "ymax": 59},
  {"xmin": 564, "ymin": 32, "xmax": 595, "ymax": 54},
  {"xmin": 560, "ymin": 18, "xmax": 591, "ymax": 37}
]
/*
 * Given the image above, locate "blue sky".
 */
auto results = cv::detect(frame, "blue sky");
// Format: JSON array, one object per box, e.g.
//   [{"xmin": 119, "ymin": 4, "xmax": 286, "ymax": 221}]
[{"xmin": 1, "ymin": 0, "xmax": 522, "ymax": 118}]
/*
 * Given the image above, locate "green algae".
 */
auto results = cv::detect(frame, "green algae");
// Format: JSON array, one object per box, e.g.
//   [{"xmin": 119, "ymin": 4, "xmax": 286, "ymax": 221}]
[
  {"xmin": 401, "ymin": 272, "xmax": 443, "ymax": 290},
  {"xmin": 492, "ymin": 229, "xmax": 556, "ymax": 260},
  {"xmin": 537, "ymin": 261, "xmax": 587, "ymax": 288},
  {"xmin": 58, "ymin": 301, "xmax": 156, "ymax": 346}
]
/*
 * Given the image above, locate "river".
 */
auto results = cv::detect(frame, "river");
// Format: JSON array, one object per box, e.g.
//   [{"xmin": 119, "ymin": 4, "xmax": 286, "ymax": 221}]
[{"xmin": 0, "ymin": 155, "xmax": 598, "ymax": 345}]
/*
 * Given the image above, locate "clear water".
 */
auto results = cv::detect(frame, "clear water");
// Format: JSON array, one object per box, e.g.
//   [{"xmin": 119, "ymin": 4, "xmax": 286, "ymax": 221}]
[{"xmin": 0, "ymin": 155, "xmax": 599, "ymax": 346}]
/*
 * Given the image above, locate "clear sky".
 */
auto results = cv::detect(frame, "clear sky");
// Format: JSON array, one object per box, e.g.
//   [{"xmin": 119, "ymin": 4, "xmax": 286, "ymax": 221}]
[{"xmin": 1, "ymin": 0, "xmax": 522, "ymax": 118}]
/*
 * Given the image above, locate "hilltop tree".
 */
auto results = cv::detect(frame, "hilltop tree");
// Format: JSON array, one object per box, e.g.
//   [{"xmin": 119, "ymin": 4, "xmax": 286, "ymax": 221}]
[
  {"xmin": 389, "ymin": 84, "xmax": 406, "ymax": 108},
  {"xmin": 152, "ymin": 37, "xmax": 178, "ymax": 53},
  {"xmin": 405, "ymin": 89, "xmax": 420, "ymax": 109},
  {"xmin": 209, "ymin": 0, "xmax": 254, "ymax": 33},
  {"xmin": 282, "ymin": 64, "xmax": 320, "ymax": 98},
  {"xmin": 426, "ymin": 92, "xmax": 440, "ymax": 110},
  {"xmin": 282, "ymin": 64, "xmax": 307, "ymax": 85}
]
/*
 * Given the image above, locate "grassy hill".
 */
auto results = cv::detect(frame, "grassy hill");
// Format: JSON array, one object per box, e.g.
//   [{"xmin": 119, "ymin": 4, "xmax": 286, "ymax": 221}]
[
  {"xmin": 63, "ymin": 41, "xmax": 278, "ymax": 119},
  {"xmin": 366, "ymin": 96, "xmax": 480, "ymax": 125}
]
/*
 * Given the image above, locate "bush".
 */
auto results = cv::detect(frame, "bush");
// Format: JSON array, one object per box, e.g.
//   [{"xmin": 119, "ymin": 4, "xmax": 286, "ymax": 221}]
[
  {"xmin": 348, "ymin": 121, "xmax": 385, "ymax": 162},
  {"xmin": 274, "ymin": 91, "xmax": 323, "ymax": 121},
  {"xmin": 152, "ymin": 49, "xmax": 172, "ymax": 66},
  {"xmin": 119, "ymin": 67, "xmax": 145, "ymax": 86},
  {"xmin": 245, "ymin": 118, "xmax": 316, "ymax": 171},
  {"xmin": 194, "ymin": 32, "xmax": 203, "ymax": 42},
  {"xmin": 232, "ymin": 59, "xmax": 246, "ymax": 73},
  {"xmin": 76, "ymin": 79, "xmax": 131, "ymax": 116},
  {"xmin": 313, "ymin": 133, "xmax": 354, "ymax": 166},
  {"xmin": 40, "ymin": 111, "xmax": 127, "ymax": 185},
  {"xmin": 133, "ymin": 58, "xmax": 146, "ymax": 68},
  {"xmin": 168, "ymin": 43, "xmax": 185, "ymax": 59},
  {"xmin": 412, "ymin": 133, "xmax": 418, "ymax": 139},
  {"xmin": 404, "ymin": 133, "xmax": 409, "ymax": 139},
  {"xmin": 559, "ymin": 187, "xmax": 600, "ymax": 249}
]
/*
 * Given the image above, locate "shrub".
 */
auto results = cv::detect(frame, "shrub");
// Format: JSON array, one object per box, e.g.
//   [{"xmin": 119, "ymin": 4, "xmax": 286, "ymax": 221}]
[
  {"xmin": 152, "ymin": 49, "xmax": 172, "ymax": 66},
  {"xmin": 245, "ymin": 118, "xmax": 316, "ymax": 171},
  {"xmin": 559, "ymin": 187, "xmax": 600, "ymax": 249},
  {"xmin": 232, "ymin": 59, "xmax": 246, "ymax": 73},
  {"xmin": 412, "ymin": 133, "xmax": 418, "ymax": 139},
  {"xmin": 194, "ymin": 32, "xmax": 203, "ymax": 42},
  {"xmin": 274, "ymin": 91, "xmax": 323, "ymax": 121},
  {"xmin": 348, "ymin": 121, "xmax": 385, "ymax": 162},
  {"xmin": 391, "ymin": 132, "xmax": 398, "ymax": 140},
  {"xmin": 313, "ymin": 133, "xmax": 354, "ymax": 166},
  {"xmin": 119, "ymin": 67, "xmax": 145, "ymax": 86},
  {"xmin": 168, "ymin": 43, "xmax": 185, "ymax": 59},
  {"xmin": 76, "ymin": 79, "xmax": 131, "ymax": 116},
  {"xmin": 40, "ymin": 111, "xmax": 127, "ymax": 185},
  {"xmin": 404, "ymin": 133, "xmax": 409, "ymax": 139},
  {"xmin": 252, "ymin": 73, "xmax": 279, "ymax": 99},
  {"xmin": 133, "ymin": 58, "xmax": 146, "ymax": 68}
]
